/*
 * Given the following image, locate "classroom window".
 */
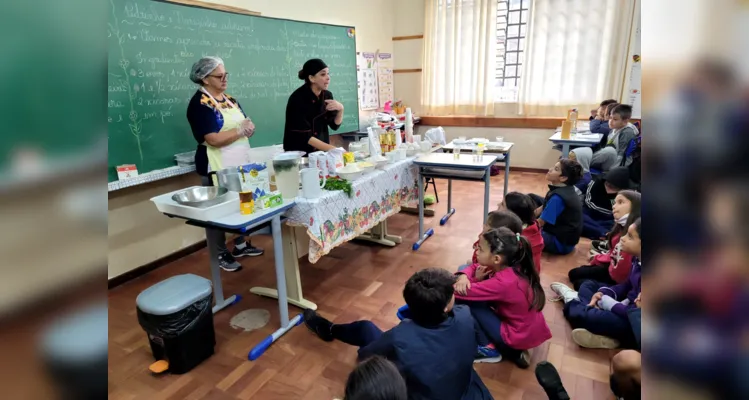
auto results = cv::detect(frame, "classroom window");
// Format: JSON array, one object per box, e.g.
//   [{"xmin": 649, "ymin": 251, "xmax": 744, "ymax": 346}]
[{"xmin": 495, "ymin": 0, "xmax": 530, "ymax": 103}]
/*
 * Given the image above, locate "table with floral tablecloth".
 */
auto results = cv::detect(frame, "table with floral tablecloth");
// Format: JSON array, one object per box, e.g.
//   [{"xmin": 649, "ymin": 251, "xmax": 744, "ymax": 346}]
[{"xmin": 285, "ymin": 158, "xmax": 419, "ymax": 263}]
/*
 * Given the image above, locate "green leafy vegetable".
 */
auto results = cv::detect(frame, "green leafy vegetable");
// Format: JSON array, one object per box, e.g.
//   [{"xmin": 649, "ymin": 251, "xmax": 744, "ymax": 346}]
[{"xmin": 322, "ymin": 177, "xmax": 353, "ymax": 198}]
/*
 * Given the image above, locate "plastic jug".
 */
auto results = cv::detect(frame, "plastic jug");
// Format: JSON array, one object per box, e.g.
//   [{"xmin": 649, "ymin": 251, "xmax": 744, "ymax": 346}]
[{"xmin": 300, "ymin": 168, "xmax": 326, "ymax": 199}]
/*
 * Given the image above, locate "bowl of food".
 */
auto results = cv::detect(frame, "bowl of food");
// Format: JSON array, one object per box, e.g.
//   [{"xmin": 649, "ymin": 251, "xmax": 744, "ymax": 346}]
[
  {"xmin": 171, "ymin": 186, "xmax": 230, "ymax": 208},
  {"xmin": 367, "ymin": 155, "xmax": 389, "ymax": 169},
  {"xmin": 336, "ymin": 164, "xmax": 363, "ymax": 181},
  {"xmin": 356, "ymin": 161, "xmax": 375, "ymax": 175},
  {"xmin": 406, "ymin": 143, "xmax": 419, "ymax": 157}
]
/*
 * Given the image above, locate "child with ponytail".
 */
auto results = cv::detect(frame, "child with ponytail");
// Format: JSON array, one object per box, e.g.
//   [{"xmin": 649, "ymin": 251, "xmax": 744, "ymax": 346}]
[
  {"xmin": 499, "ymin": 192, "xmax": 544, "ymax": 273},
  {"xmin": 454, "ymin": 227, "xmax": 551, "ymax": 368}
]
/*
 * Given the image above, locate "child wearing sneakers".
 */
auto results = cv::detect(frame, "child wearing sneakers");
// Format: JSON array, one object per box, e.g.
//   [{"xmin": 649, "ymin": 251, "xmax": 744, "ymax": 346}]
[
  {"xmin": 454, "ymin": 227, "xmax": 551, "ymax": 368},
  {"xmin": 550, "ymin": 218, "xmax": 642, "ymax": 349},
  {"xmin": 303, "ymin": 268, "xmax": 493, "ymax": 400},
  {"xmin": 568, "ymin": 190, "xmax": 641, "ymax": 290},
  {"xmin": 499, "ymin": 192, "xmax": 544, "ymax": 273}
]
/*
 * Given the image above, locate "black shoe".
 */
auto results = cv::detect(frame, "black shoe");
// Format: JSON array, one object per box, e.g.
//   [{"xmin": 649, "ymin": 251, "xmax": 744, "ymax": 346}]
[
  {"xmin": 513, "ymin": 350, "xmax": 531, "ymax": 369},
  {"xmin": 592, "ymin": 239, "xmax": 609, "ymax": 252},
  {"xmin": 218, "ymin": 251, "xmax": 241, "ymax": 272},
  {"xmin": 535, "ymin": 361, "xmax": 570, "ymax": 400},
  {"xmin": 303, "ymin": 309, "xmax": 334, "ymax": 342},
  {"xmin": 232, "ymin": 244, "xmax": 264, "ymax": 257}
]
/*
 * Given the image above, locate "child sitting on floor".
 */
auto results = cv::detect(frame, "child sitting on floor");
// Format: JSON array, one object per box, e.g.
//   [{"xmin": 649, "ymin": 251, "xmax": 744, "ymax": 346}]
[
  {"xmin": 568, "ymin": 148, "xmax": 593, "ymax": 196},
  {"xmin": 529, "ymin": 159, "xmax": 584, "ymax": 255},
  {"xmin": 550, "ymin": 217, "xmax": 642, "ymax": 349},
  {"xmin": 569, "ymin": 190, "xmax": 641, "ymax": 290},
  {"xmin": 581, "ymin": 166, "xmax": 633, "ymax": 241},
  {"xmin": 303, "ymin": 268, "xmax": 493, "ymax": 400},
  {"xmin": 337, "ymin": 356, "xmax": 407, "ymax": 400},
  {"xmin": 499, "ymin": 192, "xmax": 544, "ymax": 273},
  {"xmin": 463, "ymin": 210, "xmax": 524, "ymax": 269},
  {"xmin": 454, "ymin": 227, "xmax": 551, "ymax": 368}
]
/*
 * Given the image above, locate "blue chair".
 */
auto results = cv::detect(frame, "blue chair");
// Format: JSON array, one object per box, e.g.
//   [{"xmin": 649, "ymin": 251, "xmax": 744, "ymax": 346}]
[{"xmin": 619, "ymin": 135, "xmax": 641, "ymax": 167}]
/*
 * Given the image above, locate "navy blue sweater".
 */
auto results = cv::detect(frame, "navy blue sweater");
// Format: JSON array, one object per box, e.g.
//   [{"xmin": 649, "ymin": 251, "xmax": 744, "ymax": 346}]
[{"xmin": 358, "ymin": 305, "xmax": 493, "ymax": 400}]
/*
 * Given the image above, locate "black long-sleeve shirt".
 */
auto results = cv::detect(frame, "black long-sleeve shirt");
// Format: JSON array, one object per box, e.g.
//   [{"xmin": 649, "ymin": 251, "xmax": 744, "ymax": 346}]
[{"xmin": 282, "ymin": 84, "xmax": 341, "ymax": 155}]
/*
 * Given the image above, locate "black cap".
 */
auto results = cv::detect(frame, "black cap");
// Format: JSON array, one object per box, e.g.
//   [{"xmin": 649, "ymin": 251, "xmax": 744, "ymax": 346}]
[
  {"xmin": 298, "ymin": 59, "xmax": 328, "ymax": 81},
  {"xmin": 603, "ymin": 166, "xmax": 631, "ymax": 190}
]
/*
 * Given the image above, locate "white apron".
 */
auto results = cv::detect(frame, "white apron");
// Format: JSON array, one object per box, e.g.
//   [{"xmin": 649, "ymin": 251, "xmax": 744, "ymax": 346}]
[{"xmin": 201, "ymin": 87, "xmax": 251, "ymax": 184}]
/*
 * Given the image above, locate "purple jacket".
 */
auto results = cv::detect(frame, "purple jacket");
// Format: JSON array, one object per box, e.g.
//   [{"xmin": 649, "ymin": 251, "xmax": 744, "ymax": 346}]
[{"xmin": 599, "ymin": 258, "xmax": 641, "ymax": 317}]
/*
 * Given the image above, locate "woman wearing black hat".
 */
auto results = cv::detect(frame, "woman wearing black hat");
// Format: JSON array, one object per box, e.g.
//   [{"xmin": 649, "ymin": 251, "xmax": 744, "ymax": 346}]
[{"xmin": 283, "ymin": 59, "xmax": 345, "ymax": 155}]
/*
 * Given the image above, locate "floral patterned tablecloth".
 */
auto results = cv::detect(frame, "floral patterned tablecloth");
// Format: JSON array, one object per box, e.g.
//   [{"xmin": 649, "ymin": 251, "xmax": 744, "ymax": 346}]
[{"xmin": 285, "ymin": 158, "xmax": 419, "ymax": 263}]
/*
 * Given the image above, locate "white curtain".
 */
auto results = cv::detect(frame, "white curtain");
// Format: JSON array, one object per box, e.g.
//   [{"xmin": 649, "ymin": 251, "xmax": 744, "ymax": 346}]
[
  {"xmin": 518, "ymin": 0, "xmax": 637, "ymax": 116},
  {"xmin": 421, "ymin": 0, "xmax": 498, "ymax": 116}
]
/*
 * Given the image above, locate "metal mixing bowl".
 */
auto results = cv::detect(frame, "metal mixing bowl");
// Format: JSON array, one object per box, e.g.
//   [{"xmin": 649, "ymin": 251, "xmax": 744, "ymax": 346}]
[{"xmin": 171, "ymin": 186, "xmax": 230, "ymax": 208}]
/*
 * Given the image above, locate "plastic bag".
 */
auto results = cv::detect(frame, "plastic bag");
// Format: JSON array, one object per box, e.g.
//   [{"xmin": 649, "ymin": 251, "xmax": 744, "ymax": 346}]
[
  {"xmin": 425, "ymin": 126, "xmax": 447, "ymax": 145},
  {"xmin": 137, "ymin": 296, "xmax": 212, "ymax": 338}
]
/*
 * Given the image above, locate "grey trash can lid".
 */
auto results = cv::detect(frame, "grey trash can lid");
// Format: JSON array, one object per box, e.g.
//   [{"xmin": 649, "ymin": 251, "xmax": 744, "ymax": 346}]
[
  {"xmin": 136, "ymin": 274, "xmax": 212, "ymax": 316},
  {"xmin": 41, "ymin": 303, "xmax": 108, "ymax": 364}
]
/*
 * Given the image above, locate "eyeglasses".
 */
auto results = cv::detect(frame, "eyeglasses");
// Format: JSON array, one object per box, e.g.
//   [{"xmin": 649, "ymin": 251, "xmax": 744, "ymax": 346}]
[{"xmin": 208, "ymin": 73, "xmax": 229, "ymax": 81}]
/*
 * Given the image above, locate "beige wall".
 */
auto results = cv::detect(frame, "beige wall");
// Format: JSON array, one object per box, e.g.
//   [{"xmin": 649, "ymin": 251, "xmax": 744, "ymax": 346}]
[
  {"xmin": 414, "ymin": 125, "xmax": 559, "ymax": 170},
  {"xmin": 108, "ymin": 0, "xmax": 396, "ymax": 279},
  {"xmin": 109, "ymin": 174, "xmax": 205, "ymax": 279}
]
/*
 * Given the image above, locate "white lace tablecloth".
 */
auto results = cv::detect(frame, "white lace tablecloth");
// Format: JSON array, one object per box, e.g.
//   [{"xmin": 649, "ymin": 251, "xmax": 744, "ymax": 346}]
[{"xmin": 285, "ymin": 158, "xmax": 419, "ymax": 263}]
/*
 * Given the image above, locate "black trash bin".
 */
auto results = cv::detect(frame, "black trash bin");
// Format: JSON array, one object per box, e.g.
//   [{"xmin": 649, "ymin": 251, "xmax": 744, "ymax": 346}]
[{"xmin": 136, "ymin": 273, "xmax": 215, "ymax": 374}]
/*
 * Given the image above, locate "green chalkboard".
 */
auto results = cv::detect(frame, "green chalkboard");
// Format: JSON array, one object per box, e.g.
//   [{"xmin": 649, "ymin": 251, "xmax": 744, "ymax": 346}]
[{"xmin": 107, "ymin": 0, "xmax": 359, "ymax": 181}]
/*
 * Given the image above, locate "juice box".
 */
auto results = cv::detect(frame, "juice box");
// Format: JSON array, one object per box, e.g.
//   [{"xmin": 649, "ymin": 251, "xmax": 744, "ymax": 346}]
[
  {"xmin": 256, "ymin": 191, "xmax": 283, "ymax": 210},
  {"xmin": 239, "ymin": 191, "xmax": 255, "ymax": 215}
]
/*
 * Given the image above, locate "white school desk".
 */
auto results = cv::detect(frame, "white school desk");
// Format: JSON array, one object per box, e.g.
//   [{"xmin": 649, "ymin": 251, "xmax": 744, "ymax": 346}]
[
  {"xmin": 411, "ymin": 153, "xmax": 498, "ymax": 250},
  {"xmin": 439, "ymin": 141, "xmax": 513, "ymax": 197},
  {"xmin": 548, "ymin": 131, "xmax": 602, "ymax": 158},
  {"xmin": 152, "ymin": 193, "xmax": 300, "ymax": 361}
]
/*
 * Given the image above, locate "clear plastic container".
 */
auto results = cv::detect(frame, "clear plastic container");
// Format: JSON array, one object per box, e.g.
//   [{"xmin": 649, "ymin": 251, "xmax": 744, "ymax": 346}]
[{"xmin": 272, "ymin": 151, "xmax": 304, "ymax": 199}]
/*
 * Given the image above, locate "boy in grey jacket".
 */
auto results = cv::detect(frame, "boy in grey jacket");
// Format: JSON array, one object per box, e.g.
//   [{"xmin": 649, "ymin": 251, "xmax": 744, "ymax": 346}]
[{"xmin": 591, "ymin": 104, "xmax": 638, "ymax": 171}]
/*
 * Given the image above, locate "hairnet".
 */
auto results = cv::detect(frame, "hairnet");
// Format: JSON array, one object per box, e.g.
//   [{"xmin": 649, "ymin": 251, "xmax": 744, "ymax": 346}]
[{"xmin": 189, "ymin": 57, "xmax": 224, "ymax": 84}]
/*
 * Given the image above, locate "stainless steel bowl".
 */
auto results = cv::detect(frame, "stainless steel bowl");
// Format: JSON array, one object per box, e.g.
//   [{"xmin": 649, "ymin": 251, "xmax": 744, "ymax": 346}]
[{"xmin": 171, "ymin": 186, "xmax": 230, "ymax": 208}]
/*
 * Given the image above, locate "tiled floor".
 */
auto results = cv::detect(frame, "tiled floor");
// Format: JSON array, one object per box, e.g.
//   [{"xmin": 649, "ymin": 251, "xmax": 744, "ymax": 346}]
[{"xmin": 108, "ymin": 172, "xmax": 617, "ymax": 400}]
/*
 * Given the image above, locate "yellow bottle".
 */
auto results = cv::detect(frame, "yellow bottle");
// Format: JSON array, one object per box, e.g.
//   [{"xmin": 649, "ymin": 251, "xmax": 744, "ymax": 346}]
[{"xmin": 560, "ymin": 120, "xmax": 572, "ymax": 139}]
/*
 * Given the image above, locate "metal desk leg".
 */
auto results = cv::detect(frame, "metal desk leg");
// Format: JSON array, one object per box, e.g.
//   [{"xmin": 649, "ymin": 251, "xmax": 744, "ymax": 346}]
[
  {"xmin": 248, "ymin": 215, "xmax": 303, "ymax": 361},
  {"xmin": 440, "ymin": 179, "xmax": 456, "ymax": 225},
  {"xmin": 250, "ymin": 224, "xmax": 317, "ymax": 311},
  {"xmin": 561, "ymin": 144, "xmax": 570, "ymax": 158},
  {"xmin": 483, "ymin": 167, "xmax": 490, "ymax": 224},
  {"xmin": 503, "ymin": 151, "xmax": 511, "ymax": 197},
  {"xmin": 206, "ymin": 227, "xmax": 240, "ymax": 314},
  {"xmin": 413, "ymin": 168, "xmax": 433, "ymax": 250}
]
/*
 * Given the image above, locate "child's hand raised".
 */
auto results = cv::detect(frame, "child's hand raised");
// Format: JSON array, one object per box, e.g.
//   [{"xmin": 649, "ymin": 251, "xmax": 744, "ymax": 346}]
[
  {"xmin": 474, "ymin": 266, "xmax": 491, "ymax": 281},
  {"xmin": 454, "ymin": 275, "xmax": 471, "ymax": 295}
]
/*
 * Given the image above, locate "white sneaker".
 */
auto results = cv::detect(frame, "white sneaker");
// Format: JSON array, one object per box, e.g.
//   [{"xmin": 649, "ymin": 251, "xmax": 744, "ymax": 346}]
[
  {"xmin": 550, "ymin": 282, "xmax": 579, "ymax": 304},
  {"xmin": 571, "ymin": 329, "xmax": 620, "ymax": 349}
]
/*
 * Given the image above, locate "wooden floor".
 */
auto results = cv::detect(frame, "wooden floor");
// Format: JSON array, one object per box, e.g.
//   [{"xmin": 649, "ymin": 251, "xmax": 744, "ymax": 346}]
[{"xmin": 108, "ymin": 172, "xmax": 617, "ymax": 400}]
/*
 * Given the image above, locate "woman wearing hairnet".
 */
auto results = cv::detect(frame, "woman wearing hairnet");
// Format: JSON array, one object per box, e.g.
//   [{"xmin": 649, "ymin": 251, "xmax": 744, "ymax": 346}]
[
  {"xmin": 283, "ymin": 58, "xmax": 345, "ymax": 155},
  {"xmin": 186, "ymin": 56, "xmax": 263, "ymax": 272}
]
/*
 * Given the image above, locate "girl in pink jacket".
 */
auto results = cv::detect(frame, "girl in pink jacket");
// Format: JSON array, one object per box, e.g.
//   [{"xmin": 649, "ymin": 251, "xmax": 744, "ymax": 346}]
[{"xmin": 454, "ymin": 227, "xmax": 552, "ymax": 368}]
